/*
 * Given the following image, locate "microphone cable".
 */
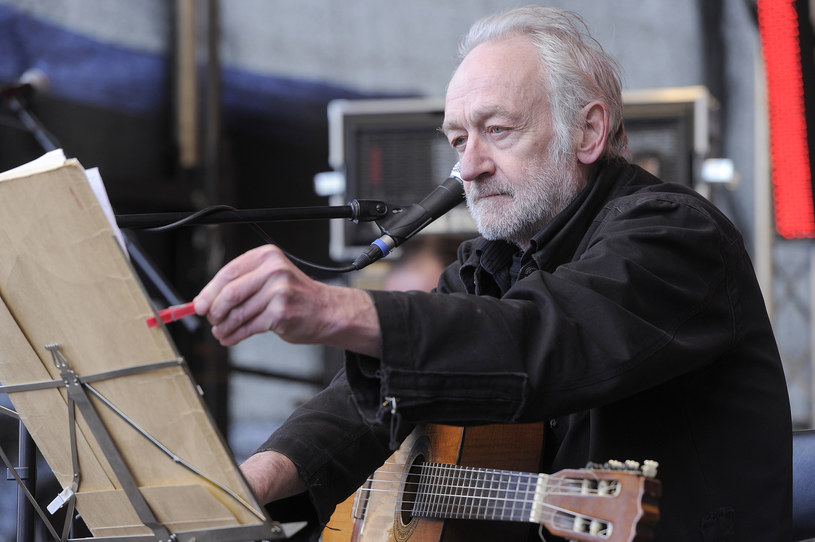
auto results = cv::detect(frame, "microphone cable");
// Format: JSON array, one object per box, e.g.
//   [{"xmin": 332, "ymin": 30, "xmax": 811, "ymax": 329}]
[{"xmin": 139, "ymin": 204, "xmax": 357, "ymax": 275}]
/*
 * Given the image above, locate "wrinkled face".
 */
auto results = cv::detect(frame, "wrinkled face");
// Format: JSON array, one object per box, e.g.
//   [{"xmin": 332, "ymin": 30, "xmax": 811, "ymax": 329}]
[{"xmin": 442, "ymin": 35, "xmax": 583, "ymax": 248}]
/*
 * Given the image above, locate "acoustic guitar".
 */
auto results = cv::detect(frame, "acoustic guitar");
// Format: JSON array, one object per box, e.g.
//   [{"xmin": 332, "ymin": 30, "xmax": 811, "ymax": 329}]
[{"xmin": 323, "ymin": 423, "xmax": 660, "ymax": 542}]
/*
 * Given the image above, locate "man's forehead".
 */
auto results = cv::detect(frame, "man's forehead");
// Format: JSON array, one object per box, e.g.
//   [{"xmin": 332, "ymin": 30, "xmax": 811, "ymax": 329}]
[
  {"xmin": 443, "ymin": 81, "xmax": 546, "ymax": 135},
  {"xmin": 443, "ymin": 37, "xmax": 544, "ymax": 124}
]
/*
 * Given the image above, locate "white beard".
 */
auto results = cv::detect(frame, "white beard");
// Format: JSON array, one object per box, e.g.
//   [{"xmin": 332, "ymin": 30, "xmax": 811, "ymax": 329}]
[{"xmin": 465, "ymin": 145, "xmax": 582, "ymax": 247}]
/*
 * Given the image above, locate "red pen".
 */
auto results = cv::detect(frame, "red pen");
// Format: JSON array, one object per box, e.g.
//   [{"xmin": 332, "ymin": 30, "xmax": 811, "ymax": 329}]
[{"xmin": 146, "ymin": 301, "xmax": 196, "ymax": 328}]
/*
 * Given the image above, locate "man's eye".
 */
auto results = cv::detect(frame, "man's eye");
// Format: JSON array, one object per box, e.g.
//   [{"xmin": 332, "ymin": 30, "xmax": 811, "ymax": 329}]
[
  {"xmin": 488, "ymin": 126, "xmax": 507, "ymax": 135},
  {"xmin": 450, "ymin": 136, "xmax": 466, "ymax": 148}
]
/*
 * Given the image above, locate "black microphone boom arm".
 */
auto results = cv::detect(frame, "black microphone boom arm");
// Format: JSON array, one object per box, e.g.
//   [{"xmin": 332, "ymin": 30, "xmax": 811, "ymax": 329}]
[{"xmin": 115, "ymin": 200, "xmax": 392, "ymax": 230}]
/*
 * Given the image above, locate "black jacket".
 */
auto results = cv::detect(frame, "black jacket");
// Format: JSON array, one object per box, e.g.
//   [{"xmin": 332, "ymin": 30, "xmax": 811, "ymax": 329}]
[{"xmin": 262, "ymin": 159, "xmax": 792, "ymax": 541}]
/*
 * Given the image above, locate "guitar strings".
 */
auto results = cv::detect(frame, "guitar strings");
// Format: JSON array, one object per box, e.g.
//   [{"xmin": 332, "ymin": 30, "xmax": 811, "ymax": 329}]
[{"xmin": 365, "ymin": 461, "xmax": 613, "ymax": 496}]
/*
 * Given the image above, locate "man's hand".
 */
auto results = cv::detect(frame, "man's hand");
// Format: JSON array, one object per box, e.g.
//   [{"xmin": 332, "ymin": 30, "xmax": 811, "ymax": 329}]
[
  {"xmin": 240, "ymin": 450, "xmax": 307, "ymax": 504},
  {"xmin": 193, "ymin": 244, "xmax": 381, "ymax": 356}
]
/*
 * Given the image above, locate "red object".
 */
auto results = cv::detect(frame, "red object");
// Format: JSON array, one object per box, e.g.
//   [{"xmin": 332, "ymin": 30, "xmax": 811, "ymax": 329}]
[
  {"xmin": 146, "ymin": 301, "xmax": 196, "ymax": 328},
  {"xmin": 757, "ymin": 0, "xmax": 815, "ymax": 238}
]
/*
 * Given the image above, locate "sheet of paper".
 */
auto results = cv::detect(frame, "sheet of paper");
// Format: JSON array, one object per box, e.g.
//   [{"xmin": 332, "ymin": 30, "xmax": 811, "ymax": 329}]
[{"xmin": 84, "ymin": 166, "xmax": 127, "ymax": 254}]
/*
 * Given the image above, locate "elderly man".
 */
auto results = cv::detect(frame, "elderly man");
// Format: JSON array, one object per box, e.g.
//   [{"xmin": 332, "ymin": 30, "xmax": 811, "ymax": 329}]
[{"xmin": 195, "ymin": 6, "xmax": 791, "ymax": 541}]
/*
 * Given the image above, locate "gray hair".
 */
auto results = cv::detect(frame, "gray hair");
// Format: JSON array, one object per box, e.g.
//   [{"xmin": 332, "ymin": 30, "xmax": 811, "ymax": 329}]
[{"xmin": 458, "ymin": 5, "xmax": 629, "ymax": 161}]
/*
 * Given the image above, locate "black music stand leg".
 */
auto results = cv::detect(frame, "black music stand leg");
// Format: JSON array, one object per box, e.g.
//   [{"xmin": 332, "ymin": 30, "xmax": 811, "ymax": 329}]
[
  {"xmin": 6, "ymin": 97, "xmax": 58, "ymax": 153},
  {"xmin": 15, "ymin": 421, "xmax": 36, "ymax": 542}
]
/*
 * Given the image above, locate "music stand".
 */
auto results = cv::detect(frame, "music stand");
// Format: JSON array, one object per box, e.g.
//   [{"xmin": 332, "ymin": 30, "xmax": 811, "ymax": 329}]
[{"xmin": 0, "ymin": 154, "xmax": 302, "ymax": 540}]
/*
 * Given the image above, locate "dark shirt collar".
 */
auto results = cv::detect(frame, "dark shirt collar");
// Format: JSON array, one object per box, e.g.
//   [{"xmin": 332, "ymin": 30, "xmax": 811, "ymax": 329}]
[{"xmin": 475, "ymin": 239, "xmax": 520, "ymax": 293}]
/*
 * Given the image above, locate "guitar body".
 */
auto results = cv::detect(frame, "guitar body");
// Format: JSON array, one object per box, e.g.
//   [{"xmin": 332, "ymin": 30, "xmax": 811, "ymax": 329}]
[{"xmin": 323, "ymin": 423, "xmax": 545, "ymax": 542}]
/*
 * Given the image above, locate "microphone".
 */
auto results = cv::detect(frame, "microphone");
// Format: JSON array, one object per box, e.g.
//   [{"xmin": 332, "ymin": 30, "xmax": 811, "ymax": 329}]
[
  {"xmin": 1, "ymin": 68, "xmax": 50, "ymax": 100},
  {"xmin": 352, "ymin": 163, "xmax": 465, "ymax": 270}
]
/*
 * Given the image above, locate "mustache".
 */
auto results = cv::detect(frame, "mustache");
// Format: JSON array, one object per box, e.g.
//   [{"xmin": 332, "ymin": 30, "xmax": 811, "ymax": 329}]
[{"xmin": 466, "ymin": 181, "xmax": 516, "ymax": 203}]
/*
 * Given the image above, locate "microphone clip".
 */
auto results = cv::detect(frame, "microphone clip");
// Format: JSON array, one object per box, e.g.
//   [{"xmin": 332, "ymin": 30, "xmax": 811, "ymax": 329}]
[
  {"xmin": 346, "ymin": 199, "xmax": 420, "ymax": 270},
  {"xmin": 348, "ymin": 199, "xmax": 391, "ymax": 223}
]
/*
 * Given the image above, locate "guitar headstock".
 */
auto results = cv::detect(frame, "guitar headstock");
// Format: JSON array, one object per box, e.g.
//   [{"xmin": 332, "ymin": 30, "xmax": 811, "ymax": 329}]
[{"xmin": 532, "ymin": 460, "xmax": 661, "ymax": 542}]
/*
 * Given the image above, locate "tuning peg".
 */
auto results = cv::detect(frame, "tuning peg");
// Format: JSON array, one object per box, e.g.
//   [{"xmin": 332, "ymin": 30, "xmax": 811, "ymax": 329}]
[
  {"xmin": 606, "ymin": 459, "xmax": 624, "ymax": 470},
  {"xmin": 624, "ymin": 460, "xmax": 640, "ymax": 471},
  {"xmin": 642, "ymin": 459, "xmax": 659, "ymax": 478}
]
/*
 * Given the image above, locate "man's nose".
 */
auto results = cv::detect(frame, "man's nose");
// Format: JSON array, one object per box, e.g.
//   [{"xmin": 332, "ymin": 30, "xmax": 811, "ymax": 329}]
[{"xmin": 458, "ymin": 137, "xmax": 495, "ymax": 182}]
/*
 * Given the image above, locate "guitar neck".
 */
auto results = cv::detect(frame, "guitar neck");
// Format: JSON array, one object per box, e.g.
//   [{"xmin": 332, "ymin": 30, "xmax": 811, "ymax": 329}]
[
  {"xmin": 411, "ymin": 461, "xmax": 543, "ymax": 524},
  {"xmin": 406, "ymin": 460, "xmax": 661, "ymax": 542}
]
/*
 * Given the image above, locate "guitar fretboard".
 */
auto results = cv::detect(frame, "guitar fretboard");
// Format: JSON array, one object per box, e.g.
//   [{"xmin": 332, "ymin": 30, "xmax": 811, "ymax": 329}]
[{"xmin": 411, "ymin": 461, "xmax": 542, "ymax": 523}]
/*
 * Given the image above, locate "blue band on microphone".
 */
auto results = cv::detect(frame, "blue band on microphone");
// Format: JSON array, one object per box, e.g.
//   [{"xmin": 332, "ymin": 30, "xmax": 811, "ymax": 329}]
[{"xmin": 372, "ymin": 238, "xmax": 390, "ymax": 257}]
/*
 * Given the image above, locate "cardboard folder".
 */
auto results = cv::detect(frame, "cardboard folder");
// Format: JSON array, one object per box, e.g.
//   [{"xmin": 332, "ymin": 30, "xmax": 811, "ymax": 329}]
[{"xmin": 0, "ymin": 151, "xmax": 272, "ymax": 538}]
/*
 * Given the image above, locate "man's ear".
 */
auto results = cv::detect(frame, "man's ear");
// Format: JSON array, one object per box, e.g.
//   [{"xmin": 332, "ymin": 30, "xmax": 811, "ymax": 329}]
[{"xmin": 576, "ymin": 101, "xmax": 609, "ymax": 165}]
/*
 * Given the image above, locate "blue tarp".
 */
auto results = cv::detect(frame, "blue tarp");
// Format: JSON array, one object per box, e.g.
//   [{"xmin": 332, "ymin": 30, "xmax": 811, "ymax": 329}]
[
  {"xmin": 0, "ymin": 6, "xmax": 168, "ymax": 113},
  {"xmin": 0, "ymin": 4, "xmax": 383, "ymax": 125}
]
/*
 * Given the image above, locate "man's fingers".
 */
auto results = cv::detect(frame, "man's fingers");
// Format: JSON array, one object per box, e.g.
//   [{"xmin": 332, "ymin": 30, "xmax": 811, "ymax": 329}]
[
  {"xmin": 197, "ymin": 245, "xmax": 286, "ymax": 323},
  {"xmin": 213, "ymin": 317, "xmax": 266, "ymax": 347},
  {"xmin": 209, "ymin": 287, "xmax": 273, "ymax": 343}
]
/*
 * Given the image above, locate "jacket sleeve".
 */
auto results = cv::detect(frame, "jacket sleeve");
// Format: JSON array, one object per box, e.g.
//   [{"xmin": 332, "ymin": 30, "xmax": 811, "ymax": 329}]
[
  {"xmin": 346, "ymin": 191, "xmax": 748, "ymax": 425},
  {"xmin": 255, "ymin": 369, "xmax": 405, "ymax": 526}
]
